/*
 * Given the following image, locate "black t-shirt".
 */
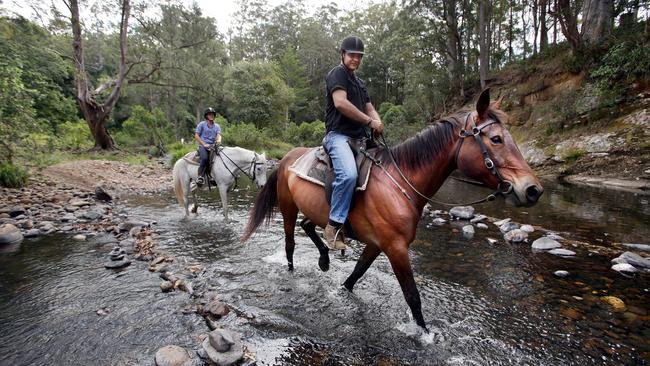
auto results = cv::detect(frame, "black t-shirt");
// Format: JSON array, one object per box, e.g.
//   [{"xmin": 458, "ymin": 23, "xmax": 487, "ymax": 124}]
[{"xmin": 325, "ymin": 64, "xmax": 370, "ymax": 138}]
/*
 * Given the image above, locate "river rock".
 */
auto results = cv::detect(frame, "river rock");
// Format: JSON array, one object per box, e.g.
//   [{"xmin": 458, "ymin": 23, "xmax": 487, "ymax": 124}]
[
  {"xmin": 154, "ymin": 345, "xmax": 190, "ymax": 366},
  {"xmin": 9, "ymin": 206, "xmax": 25, "ymax": 218},
  {"xmin": 476, "ymin": 223, "xmax": 488, "ymax": 229},
  {"xmin": 64, "ymin": 205, "xmax": 79, "ymax": 212},
  {"xmin": 486, "ymin": 238, "xmax": 498, "ymax": 244},
  {"xmin": 104, "ymin": 258, "xmax": 131, "ymax": 269},
  {"xmin": 118, "ymin": 220, "xmax": 149, "ymax": 232},
  {"xmin": 19, "ymin": 220, "xmax": 34, "ymax": 229},
  {"xmin": 532, "ymin": 237, "xmax": 562, "ymax": 251},
  {"xmin": 431, "ymin": 217, "xmax": 447, "ymax": 225},
  {"xmin": 204, "ymin": 299, "xmax": 230, "ymax": 318},
  {"xmin": 0, "ymin": 224, "xmax": 23, "ymax": 245},
  {"xmin": 520, "ymin": 224, "xmax": 535, "ymax": 233},
  {"xmin": 39, "ymin": 221, "xmax": 56, "ymax": 233},
  {"xmin": 68, "ymin": 198, "xmax": 91, "ymax": 207},
  {"xmin": 546, "ymin": 233, "xmax": 564, "ymax": 241},
  {"xmin": 72, "ymin": 234, "xmax": 87, "ymax": 241},
  {"xmin": 160, "ymin": 281, "xmax": 174, "ymax": 292},
  {"xmin": 493, "ymin": 218, "xmax": 510, "ymax": 226},
  {"xmin": 81, "ymin": 210, "xmax": 103, "ymax": 220},
  {"xmin": 548, "ymin": 248, "xmax": 576, "ymax": 256},
  {"xmin": 612, "ymin": 251, "xmax": 650, "ymax": 269},
  {"xmin": 94, "ymin": 186, "xmax": 113, "ymax": 202},
  {"xmin": 554, "ymin": 270, "xmax": 570, "ymax": 277},
  {"xmin": 202, "ymin": 329, "xmax": 244, "ymax": 366},
  {"xmin": 60, "ymin": 213, "xmax": 76, "ymax": 222},
  {"xmin": 621, "ymin": 243, "xmax": 650, "ymax": 253},
  {"xmin": 449, "ymin": 206, "xmax": 475, "ymax": 220},
  {"xmin": 500, "ymin": 222, "xmax": 520, "ymax": 233},
  {"xmin": 504, "ymin": 229, "xmax": 527, "ymax": 243},
  {"xmin": 612, "ymin": 263, "xmax": 638, "ymax": 274},
  {"xmin": 119, "ymin": 238, "xmax": 135, "ymax": 254},
  {"xmin": 470, "ymin": 214, "xmax": 487, "ymax": 224},
  {"xmin": 23, "ymin": 229, "xmax": 40, "ymax": 238},
  {"xmin": 462, "ymin": 225, "xmax": 475, "ymax": 237},
  {"xmin": 601, "ymin": 296, "xmax": 626, "ymax": 312}
]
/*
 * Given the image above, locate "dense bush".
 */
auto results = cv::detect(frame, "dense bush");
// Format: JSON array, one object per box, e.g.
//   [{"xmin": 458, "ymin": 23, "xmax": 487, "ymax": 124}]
[
  {"xmin": 0, "ymin": 162, "xmax": 29, "ymax": 188},
  {"xmin": 113, "ymin": 106, "xmax": 173, "ymax": 154},
  {"xmin": 380, "ymin": 103, "xmax": 425, "ymax": 145},
  {"xmin": 591, "ymin": 41, "xmax": 650, "ymax": 86},
  {"xmin": 167, "ymin": 142, "xmax": 195, "ymax": 167},
  {"xmin": 283, "ymin": 120, "xmax": 325, "ymax": 147},
  {"xmin": 56, "ymin": 120, "xmax": 94, "ymax": 150}
]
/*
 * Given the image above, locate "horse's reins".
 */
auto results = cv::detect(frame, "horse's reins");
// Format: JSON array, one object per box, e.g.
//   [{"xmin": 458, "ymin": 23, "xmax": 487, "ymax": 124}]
[
  {"xmin": 218, "ymin": 148, "xmax": 262, "ymax": 184},
  {"xmin": 376, "ymin": 112, "xmax": 514, "ymax": 207}
]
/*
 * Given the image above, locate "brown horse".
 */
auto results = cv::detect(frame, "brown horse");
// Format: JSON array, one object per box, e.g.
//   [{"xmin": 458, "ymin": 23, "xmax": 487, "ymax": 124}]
[{"xmin": 241, "ymin": 89, "xmax": 543, "ymax": 331}]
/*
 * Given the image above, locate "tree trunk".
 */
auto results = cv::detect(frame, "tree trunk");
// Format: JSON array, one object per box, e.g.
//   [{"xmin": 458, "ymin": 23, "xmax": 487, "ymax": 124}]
[
  {"xmin": 532, "ymin": 0, "xmax": 539, "ymax": 55},
  {"xmin": 509, "ymin": 0, "xmax": 514, "ymax": 61},
  {"xmin": 581, "ymin": 0, "xmax": 613, "ymax": 43},
  {"xmin": 479, "ymin": 0, "xmax": 489, "ymax": 88},
  {"xmin": 555, "ymin": 0, "xmax": 581, "ymax": 51},
  {"xmin": 443, "ymin": 0, "xmax": 464, "ymax": 97},
  {"xmin": 540, "ymin": 0, "xmax": 549, "ymax": 52},
  {"xmin": 66, "ymin": 0, "xmax": 131, "ymax": 150}
]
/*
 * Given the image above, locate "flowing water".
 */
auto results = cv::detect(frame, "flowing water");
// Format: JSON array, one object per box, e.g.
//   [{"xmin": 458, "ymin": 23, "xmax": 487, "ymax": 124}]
[{"xmin": 1, "ymin": 179, "xmax": 649, "ymax": 365}]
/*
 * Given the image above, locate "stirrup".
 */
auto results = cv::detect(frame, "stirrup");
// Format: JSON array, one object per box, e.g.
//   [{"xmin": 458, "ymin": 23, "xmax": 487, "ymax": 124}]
[{"xmin": 196, "ymin": 176, "xmax": 205, "ymax": 185}]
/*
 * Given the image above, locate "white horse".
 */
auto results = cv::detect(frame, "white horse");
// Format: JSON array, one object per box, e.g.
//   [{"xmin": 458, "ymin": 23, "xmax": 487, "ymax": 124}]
[{"xmin": 172, "ymin": 146, "xmax": 268, "ymax": 220}]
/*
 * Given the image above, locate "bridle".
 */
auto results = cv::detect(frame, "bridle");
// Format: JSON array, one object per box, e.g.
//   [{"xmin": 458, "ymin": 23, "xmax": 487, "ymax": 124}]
[
  {"xmin": 378, "ymin": 111, "xmax": 514, "ymax": 206},
  {"xmin": 218, "ymin": 149, "xmax": 265, "ymax": 183},
  {"xmin": 453, "ymin": 112, "xmax": 514, "ymax": 196}
]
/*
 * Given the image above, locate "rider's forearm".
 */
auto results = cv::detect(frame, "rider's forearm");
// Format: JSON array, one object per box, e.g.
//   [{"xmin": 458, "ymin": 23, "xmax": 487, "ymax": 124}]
[
  {"xmin": 367, "ymin": 107, "xmax": 381, "ymax": 122},
  {"xmin": 216, "ymin": 134, "xmax": 222, "ymax": 144},
  {"xmin": 334, "ymin": 99, "xmax": 373, "ymax": 125},
  {"xmin": 194, "ymin": 133, "xmax": 207, "ymax": 146}
]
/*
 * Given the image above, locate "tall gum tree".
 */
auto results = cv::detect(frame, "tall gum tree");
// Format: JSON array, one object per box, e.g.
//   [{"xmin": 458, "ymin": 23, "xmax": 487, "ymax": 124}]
[{"xmin": 64, "ymin": 0, "xmax": 131, "ymax": 149}]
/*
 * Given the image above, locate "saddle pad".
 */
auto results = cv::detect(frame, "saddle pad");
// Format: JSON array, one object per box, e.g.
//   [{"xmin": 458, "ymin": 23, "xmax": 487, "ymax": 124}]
[
  {"xmin": 288, "ymin": 147, "xmax": 373, "ymax": 191},
  {"xmin": 182, "ymin": 151, "xmax": 200, "ymax": 165}
]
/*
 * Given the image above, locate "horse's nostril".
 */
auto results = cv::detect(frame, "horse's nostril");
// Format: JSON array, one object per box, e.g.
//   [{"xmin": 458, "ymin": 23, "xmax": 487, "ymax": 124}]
[{"xmin": 525, "ymin": 185, "xmax": 542, "ymax": 201}]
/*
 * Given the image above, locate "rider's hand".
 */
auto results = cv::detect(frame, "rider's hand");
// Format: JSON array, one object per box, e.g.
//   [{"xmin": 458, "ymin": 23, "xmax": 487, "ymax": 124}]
[
  {"xmin": 203, "ymin": 143, "xmax": 210, "ymax": 149},
  {"xmin": 370, "ymin": 119, "xmax": 384, "ymax": 135}
]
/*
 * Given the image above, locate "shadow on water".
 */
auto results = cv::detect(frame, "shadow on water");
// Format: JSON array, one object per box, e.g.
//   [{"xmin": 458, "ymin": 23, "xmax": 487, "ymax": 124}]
[{"xmin": 0, "ymin": 180, "xmax": 649, "ymax": 365}]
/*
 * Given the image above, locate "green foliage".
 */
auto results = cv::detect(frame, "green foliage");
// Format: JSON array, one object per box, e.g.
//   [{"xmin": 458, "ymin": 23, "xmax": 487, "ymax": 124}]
[
  {"xmin": 591, "ymin": 42, "xmax": 650, "ymax": 82},
  {"xmin": 56, "ymin": 120, "xmax": 94, "ymax": 150},
  {"xmin": 0, "ymin": 162, "xmax": 29, "ymax": 188},
  {"xmin": 283, "ymin": 120, "xmax": 325, "ymax": 147},
  {"xmin": 222, "ymin": 122, "xmax": 292, "ymax": 158},
  {"xmin": 380, "ymin": 104, "xmax": 425, "ymax": 145},
  {"xmin": 167, "ymin": 142, "xmax": 195, "ymax": 167},
  {"xmin": 223, "ymin": 61, "xmax": 292, "ymax": 128},
  {"xmin": 563, "ymin": 148, "xmax": 585, "ymax": 162},
  {"xmin": 112, "ymin": 106, "xmax": 173, "ymax": 154}
]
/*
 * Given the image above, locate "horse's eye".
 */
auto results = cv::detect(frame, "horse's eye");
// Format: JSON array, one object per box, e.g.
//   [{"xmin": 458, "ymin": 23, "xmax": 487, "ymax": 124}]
[{"xmin": 490, "ymin": 136, "xmax": 503, "ymax": 144}]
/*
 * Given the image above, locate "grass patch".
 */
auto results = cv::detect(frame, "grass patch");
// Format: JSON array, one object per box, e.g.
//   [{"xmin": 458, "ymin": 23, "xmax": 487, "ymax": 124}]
[
  {"xmin": 0, "ymin": 162, "xmax": 29, "ymax": 188},
  {"xmin": 26, "ymin": 150, "xmax": 152, "ymax": 169}
]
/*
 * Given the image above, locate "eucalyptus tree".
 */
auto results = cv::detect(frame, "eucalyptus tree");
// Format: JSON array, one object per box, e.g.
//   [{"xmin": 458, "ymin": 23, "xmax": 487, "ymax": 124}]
[{"xmin": 64, "ymin": 0, "xmax": 134, "ymax": 149}]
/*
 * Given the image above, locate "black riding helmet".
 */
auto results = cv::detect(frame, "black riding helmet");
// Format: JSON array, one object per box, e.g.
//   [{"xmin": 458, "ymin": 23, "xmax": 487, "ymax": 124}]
[
  {"xmin": 203, "ymin": 107, "xmax": 216, "ymax": 119},
  {"xmin": 340, "ymin": 35, "xmax": 364, "ymax": 55}
]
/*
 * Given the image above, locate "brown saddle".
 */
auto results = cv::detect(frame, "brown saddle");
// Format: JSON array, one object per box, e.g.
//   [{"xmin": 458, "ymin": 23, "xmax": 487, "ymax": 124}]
[{"xmin": 288, "ymin": 139, "xmax": 381, "ymax": 194}]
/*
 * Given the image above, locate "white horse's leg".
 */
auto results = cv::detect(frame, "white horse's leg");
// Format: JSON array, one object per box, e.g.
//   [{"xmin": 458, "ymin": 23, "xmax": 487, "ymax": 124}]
[
  {"xmin": 218, "ymin": 184, "xmax": 229, "ymax": 222},
  {"xmin": 173, "ymin": 160, "xmax": 192, "ymax": 218}
]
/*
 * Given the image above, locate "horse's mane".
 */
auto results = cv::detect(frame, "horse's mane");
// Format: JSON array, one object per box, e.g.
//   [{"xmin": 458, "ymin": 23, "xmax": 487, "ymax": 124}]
[{"xmin": 384, "ymin": 105, "xmax": 506, "ymax": 171}]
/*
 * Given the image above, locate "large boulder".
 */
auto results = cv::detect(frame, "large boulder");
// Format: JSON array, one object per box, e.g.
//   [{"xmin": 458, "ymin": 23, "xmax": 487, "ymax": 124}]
[
  {"xmin": 612, "ymin": 251, "xmax": 650, "ymax": 269},
  {"xmin": 0, "ymin": 224, "xmax": 23, "ymax": 245}
]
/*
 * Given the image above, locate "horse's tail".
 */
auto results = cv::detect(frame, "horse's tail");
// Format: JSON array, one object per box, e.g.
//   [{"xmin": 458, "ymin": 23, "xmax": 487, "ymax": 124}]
[
  {"xmin": 241, "ymin": 168, "xmax": 279, "ymax": 242},
  {"xmin": 172, "ymin": 159, "xmax": 185, "ymax": 208}
]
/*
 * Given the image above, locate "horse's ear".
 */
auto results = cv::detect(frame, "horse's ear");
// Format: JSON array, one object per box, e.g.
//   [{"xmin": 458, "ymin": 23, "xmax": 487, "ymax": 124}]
[
  {"xmin": 493, "ymin": 95, "xmax": 504, "ymax": 110},
  {"xmin": 476, "ymin": 88, "xmax": 490, "ymax": 119}
]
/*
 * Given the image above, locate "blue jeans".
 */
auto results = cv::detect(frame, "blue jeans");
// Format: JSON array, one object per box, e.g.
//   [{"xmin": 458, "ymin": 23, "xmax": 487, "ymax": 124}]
[
  {"xmin": 324, "ymin": 131, "xmax": 358, "ymax": 224},
  {"xmin": 198, "ymin": 145, "xmax": 209, "ymax": 175}
]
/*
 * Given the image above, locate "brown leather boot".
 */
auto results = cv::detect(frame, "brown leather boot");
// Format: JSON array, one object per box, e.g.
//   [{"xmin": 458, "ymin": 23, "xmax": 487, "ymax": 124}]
[{"xmin": 324, "ymin": 224, "xmax": 347, "ymax": 250}]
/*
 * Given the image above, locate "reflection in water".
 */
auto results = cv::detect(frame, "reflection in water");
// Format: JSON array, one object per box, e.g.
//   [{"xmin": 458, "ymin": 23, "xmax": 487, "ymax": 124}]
[{"xmin": 0, "ymin": 181, "xmax": 648, "ymax": 365}]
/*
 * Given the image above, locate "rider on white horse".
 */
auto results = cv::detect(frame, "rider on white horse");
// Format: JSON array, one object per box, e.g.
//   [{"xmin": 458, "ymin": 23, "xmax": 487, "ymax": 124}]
[{"xmin": 195, "ymin": 107, "xmax": 222, "ymax": 186}]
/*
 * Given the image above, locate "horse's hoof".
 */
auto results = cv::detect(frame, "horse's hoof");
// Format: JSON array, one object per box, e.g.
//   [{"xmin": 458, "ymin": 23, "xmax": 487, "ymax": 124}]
[
  {"xmin": 318, "ymin": 257, "xmax": 329, "ymax": 272},
  {"xmin": 287, "ymin": 263, "xmax": 294, "ymax": 272},
  {"xmin": 340, "ymin": 249, "xmax": 345, "ymax": 256}
]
